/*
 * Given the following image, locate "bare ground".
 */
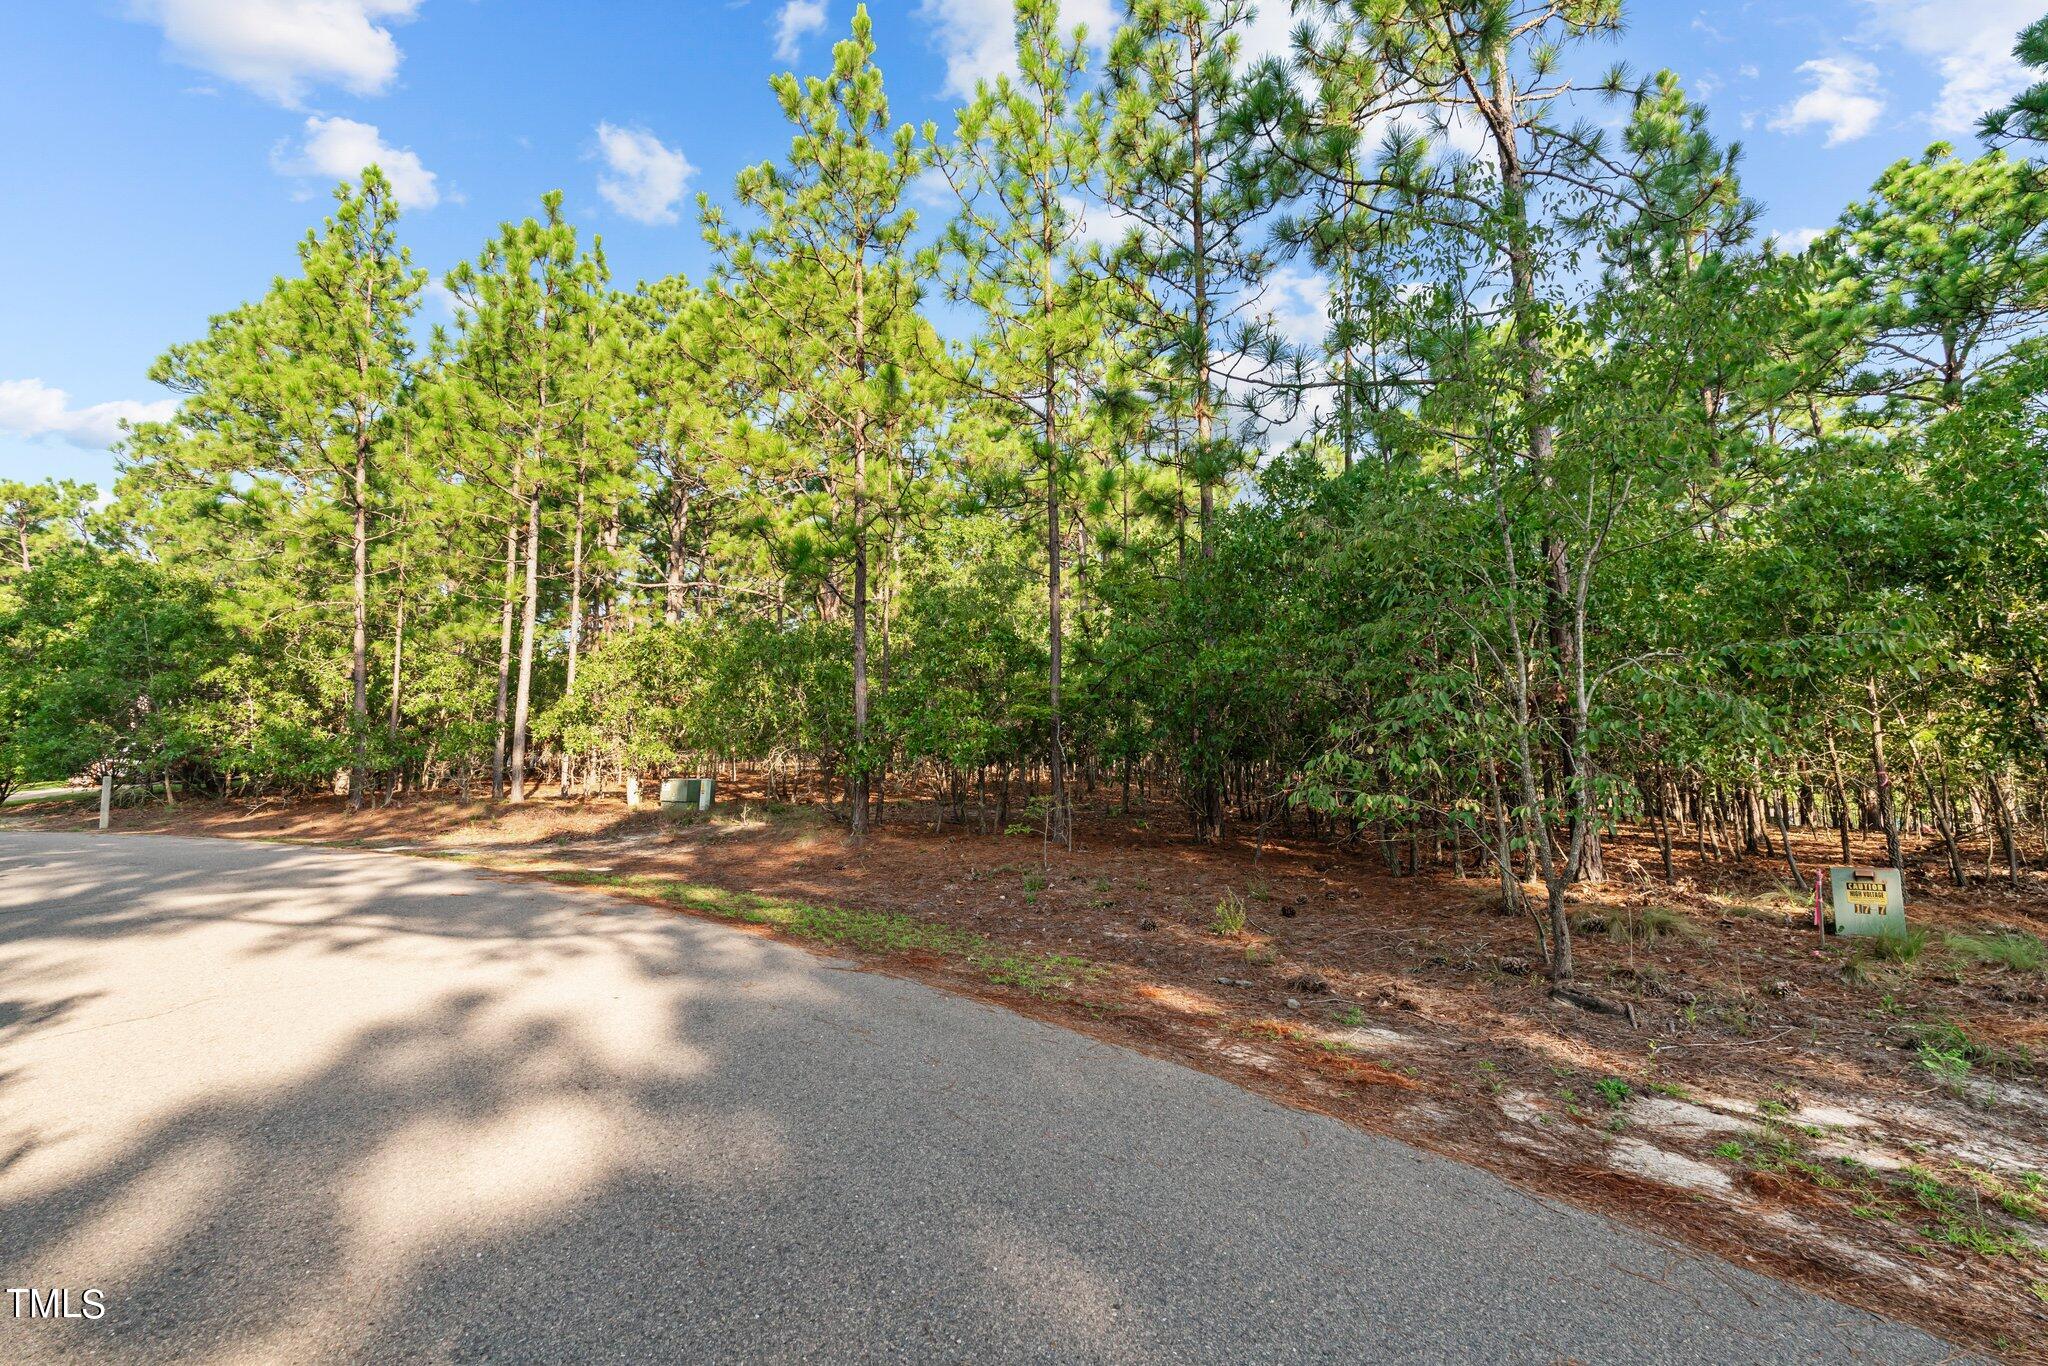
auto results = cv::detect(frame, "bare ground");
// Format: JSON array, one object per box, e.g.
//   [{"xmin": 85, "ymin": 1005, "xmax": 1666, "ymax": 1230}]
[{"xmin": 10, "ymin": 784, "xmax": 2046, "ymax": 1359}]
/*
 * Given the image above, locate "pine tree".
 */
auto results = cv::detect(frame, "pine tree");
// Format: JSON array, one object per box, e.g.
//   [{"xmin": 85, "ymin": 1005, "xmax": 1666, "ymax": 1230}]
[
  {"xmin": 1105, "ymin": 0, "xmax": 1288, "ymax": 840},
  {"xmin": 443, "ymin": 192, "xmax": 592, "ymax": 801},
  {"xmin": 705, "ymin": 5, "xmax": 938, "ymax": 834},
  {"xmin": 137, "ymin": 167, "xmax": 422, "ymax": 811},
  {"xmin": 940, "ymin": 0, "xmax": 1110, "ymax": 848}
]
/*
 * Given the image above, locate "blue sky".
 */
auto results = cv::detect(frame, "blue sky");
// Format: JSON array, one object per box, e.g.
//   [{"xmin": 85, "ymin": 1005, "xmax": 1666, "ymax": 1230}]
[{"xmin": 1, "ymin": 0, "xmax": 2038, "ymax": 488}]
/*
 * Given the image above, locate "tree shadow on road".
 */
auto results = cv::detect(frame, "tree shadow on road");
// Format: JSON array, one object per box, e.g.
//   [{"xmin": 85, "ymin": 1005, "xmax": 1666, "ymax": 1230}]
[
  {"xmin": 0, "ymin": 834, "xmax": 1951, "ymax": 1364},
  {"xmin": 0, "ymin": 836, "xmax": 1163, "ymax": 1362}
]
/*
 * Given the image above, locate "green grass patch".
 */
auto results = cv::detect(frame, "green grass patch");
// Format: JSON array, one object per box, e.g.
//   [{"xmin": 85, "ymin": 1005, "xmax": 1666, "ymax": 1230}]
[
  {"xmin": 1861, "ymin": 928, "xmax": 1930, "ymax": 965},
  {"xmin": 546, "ymin": 869, "xmax": 1100, "ymax": 998},
  {"xmin": 1946, "ymin": 931, "xmax": 2044, "ymax": 975},
  {"xmin": 1902, "ymin": 1018, "xmax": 2035, "ymax": 1080},
  {"xmin": 1606, "ymin": 905, "xmax": 1702, "ymax": 944}
]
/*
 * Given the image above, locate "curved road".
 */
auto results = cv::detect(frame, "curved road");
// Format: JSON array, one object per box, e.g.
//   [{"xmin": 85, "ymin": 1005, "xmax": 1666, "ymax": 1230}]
[{"xmin": 0, "ymin": 833, "xmax": 1954, "ymax": 1363}]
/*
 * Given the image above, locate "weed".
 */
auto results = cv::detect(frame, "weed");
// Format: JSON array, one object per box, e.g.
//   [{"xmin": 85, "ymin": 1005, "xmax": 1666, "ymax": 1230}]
[
  {"xmin": 1338, "ymin": 1006, "xmax": 1366, "ymax": 1028},
  {"xmin": 1900, "ymin": 1166, "xmax": 1957, "ymax": 1215},
  {"xmin": 1713, "ymin": 1140, "xmax": 1746, "ymax": 1161},
  {"xmin": 1957, "ymin": 1167, "xmax": 2048, "ymax": 1224},
  {"xmin": 1946, "ymin": 931, "xmax": 2044, "ymax": 975},
  {"xmin": 976, "ymin": 951, "xmax": 1095, "ymax": 997},
  {"xmin": 1092, "ymin": 877, "xmax": 1113, "ymax": 894},
  {"xmin": 1923, "ymin": 1220, "xmax": 2035, "ymax": 1259},
  {"xmin": 1863, "ymin": 928, "xmax": 1930, "ymax": 965},
  {"xmin": 1211, "ymin": 888, "xmax": 1249, "ymax": 937},
  {"xmin": 1644, "ymin": 1081, "xmax": 1691, "ymax": 1100},
  {"xmin": 1919, "ymin": 1041, "xmax": 1973, "ymax": 1087},
  {"xmin": 1594, "ymin": 1077, "xmax": 1632, "ymax": 1108},
  {"xmin": 1607, "ymin": 905, "xmax": 1700, "ymax": 944},
  {"xmin": 1022, "ymin": 871, "xmax": 1047, "ymax": 903},
  {"xmin": 1244, "ymin": 944, "xmax": 1277, "ymax": 967}
]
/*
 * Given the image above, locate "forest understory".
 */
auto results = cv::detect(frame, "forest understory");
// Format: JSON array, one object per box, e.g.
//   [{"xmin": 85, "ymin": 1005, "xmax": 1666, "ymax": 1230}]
[{"xmin": 12, "ymin": 783, "xmax": 2047, "ymax": 1360}]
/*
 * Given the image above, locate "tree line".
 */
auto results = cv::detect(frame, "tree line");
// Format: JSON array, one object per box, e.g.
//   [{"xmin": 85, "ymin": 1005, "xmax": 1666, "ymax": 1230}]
[{"xmin": 8, "ymin": 0, "xmax": 2048, "ymax": 982}]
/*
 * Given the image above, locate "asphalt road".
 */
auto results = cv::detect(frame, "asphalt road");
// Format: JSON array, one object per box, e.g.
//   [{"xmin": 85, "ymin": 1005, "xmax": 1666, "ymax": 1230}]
[{"xmin": 0, "ymin": 832, "xmax": 1958, "ymax": 1363}]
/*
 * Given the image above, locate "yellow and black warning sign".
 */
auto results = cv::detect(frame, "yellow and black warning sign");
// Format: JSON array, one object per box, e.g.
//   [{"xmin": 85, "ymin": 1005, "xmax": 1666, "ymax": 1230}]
[{"xmin": 1827, "ymin": 867, "xmax": 1907, "ymax": 938}]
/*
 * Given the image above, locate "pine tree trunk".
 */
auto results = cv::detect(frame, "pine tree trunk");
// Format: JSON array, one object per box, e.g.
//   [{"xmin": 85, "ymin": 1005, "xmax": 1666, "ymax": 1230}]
[
  {"xmin": 849, "ymin": 259, "xmax": 872, "ymax": 839},
  {"xmin": 491, "ymin": 516, "xmax": 519, "ymax": 800},
  {"xmin": 664, "ymin": 479, "xmax": 691, "ymax": 625},
  {"xmin": 347, "ymin": 438, "xmax": 370, "ymax": 813},
  {"xmin": 387, "ymin": 585, "xmax": 405, "ymax": 739},
  {"xmin": 1827, "ymin": 731, "xmax": 1853, "ymax": 864},
  {"xmin": 559, "ymin": 478, "xmax": 586, "ymax": 798},
  {"xmin": 509, "ymin": 489, "xmax": 543, "ymax": 802},
  {"xmin": 1044, "ymin": 382, "xmax": 1069, "ymax": 848},
  {"xmin": 1868, "ymin": 678, "xmax": 1901, "ymax": 869},
  {"xmin": 1991, "ymin": 772, "xmax": 2023, "ymax": 888}
]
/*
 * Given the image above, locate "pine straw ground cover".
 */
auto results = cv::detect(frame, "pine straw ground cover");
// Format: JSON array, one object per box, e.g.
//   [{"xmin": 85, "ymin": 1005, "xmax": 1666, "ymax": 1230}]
[{"xmin": 12, "ymin": 787, "xmax": 2048, "ymax": 1359}]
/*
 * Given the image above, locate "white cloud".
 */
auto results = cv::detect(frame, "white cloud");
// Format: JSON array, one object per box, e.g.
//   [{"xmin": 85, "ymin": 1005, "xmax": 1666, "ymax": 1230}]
[
  {"xmin": 774, "ymin": 0, "xmax": 828, "ymax": 63},
  {"xmin": 918, "ymin": 0, "xmax": 1116, "ymax": 99},
  {"xmin": 1060, "ymin": 195, "xmax": 1139, "ymax": 253},
  {"xmin": 1769, "ymin": 56, "xmax": 1885, "ymax": 146},
  {"xmin": 0, "ymin": 379, "xmax": 176, "ymax": 450},
  {"xmin": 1769, "ymin": 226, "xmax": 1827, "ymax": 254},
  {"xmin": 1237, "ymin": 0, "xmax": 1296, "ymax": 69},
  {"xmin": 421, "ymin": 278, "xmax": 471, "ymax": 320},
  {"xmin": 1861, "ymin": 0, "xmax": 2036, "ymax": 134},
  {"xmin": 1264, "ymin": 266, "xmax": 1329, "ymax": 349},
  {"xmin": 274, "ymin": 116, "xmax": 441, "ymax": 209},
  {"xmin": 908, "ymin": 166, "xmax": 956, "ymax": 210},
  {"xmin": 127, "ymin": 0, "xmax": 423, "ymax": 107},
  {"xmin": 594, "ymin": 123, "xmax": 696, "ymax": 226}
]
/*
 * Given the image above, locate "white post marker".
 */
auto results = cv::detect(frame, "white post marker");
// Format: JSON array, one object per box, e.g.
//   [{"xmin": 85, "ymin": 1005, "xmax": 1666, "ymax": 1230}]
[{"xmin": 98, "ymin": 771, "xmax": 112, "ymax": 831}]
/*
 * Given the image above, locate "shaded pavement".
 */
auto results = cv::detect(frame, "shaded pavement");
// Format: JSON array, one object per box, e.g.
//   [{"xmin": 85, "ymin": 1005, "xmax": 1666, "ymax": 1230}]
[{"xmin": 0, "ymin": 832, "xmax": 1959, "ymax": 1362}]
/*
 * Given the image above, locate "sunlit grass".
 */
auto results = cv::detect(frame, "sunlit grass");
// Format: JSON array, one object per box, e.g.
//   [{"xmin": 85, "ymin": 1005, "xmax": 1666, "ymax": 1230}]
[
  {"xmin": 1947, "ymin": 931, "xmax": 2044, "ymax": 975},
  {"xmin": 547, "ymin": 869, "xmax": 1101, "ymax": 997}
]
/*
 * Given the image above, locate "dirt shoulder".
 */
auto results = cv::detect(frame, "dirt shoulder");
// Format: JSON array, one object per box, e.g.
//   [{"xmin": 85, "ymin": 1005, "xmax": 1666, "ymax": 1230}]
[{"xmin": 11, "ymin": 788, "xmax": 2045, "ymax": 1359}]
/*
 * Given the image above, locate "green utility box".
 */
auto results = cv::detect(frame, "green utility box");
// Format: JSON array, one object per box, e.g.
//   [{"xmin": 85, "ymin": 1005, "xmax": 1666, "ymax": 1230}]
[
  {"xmin": 659, "ymin": 777, "xmax": 716, "ymax": 811},
  {"xmin": 1828, "ymin": 866, "xmax": 1907, "ymax": 938}
]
